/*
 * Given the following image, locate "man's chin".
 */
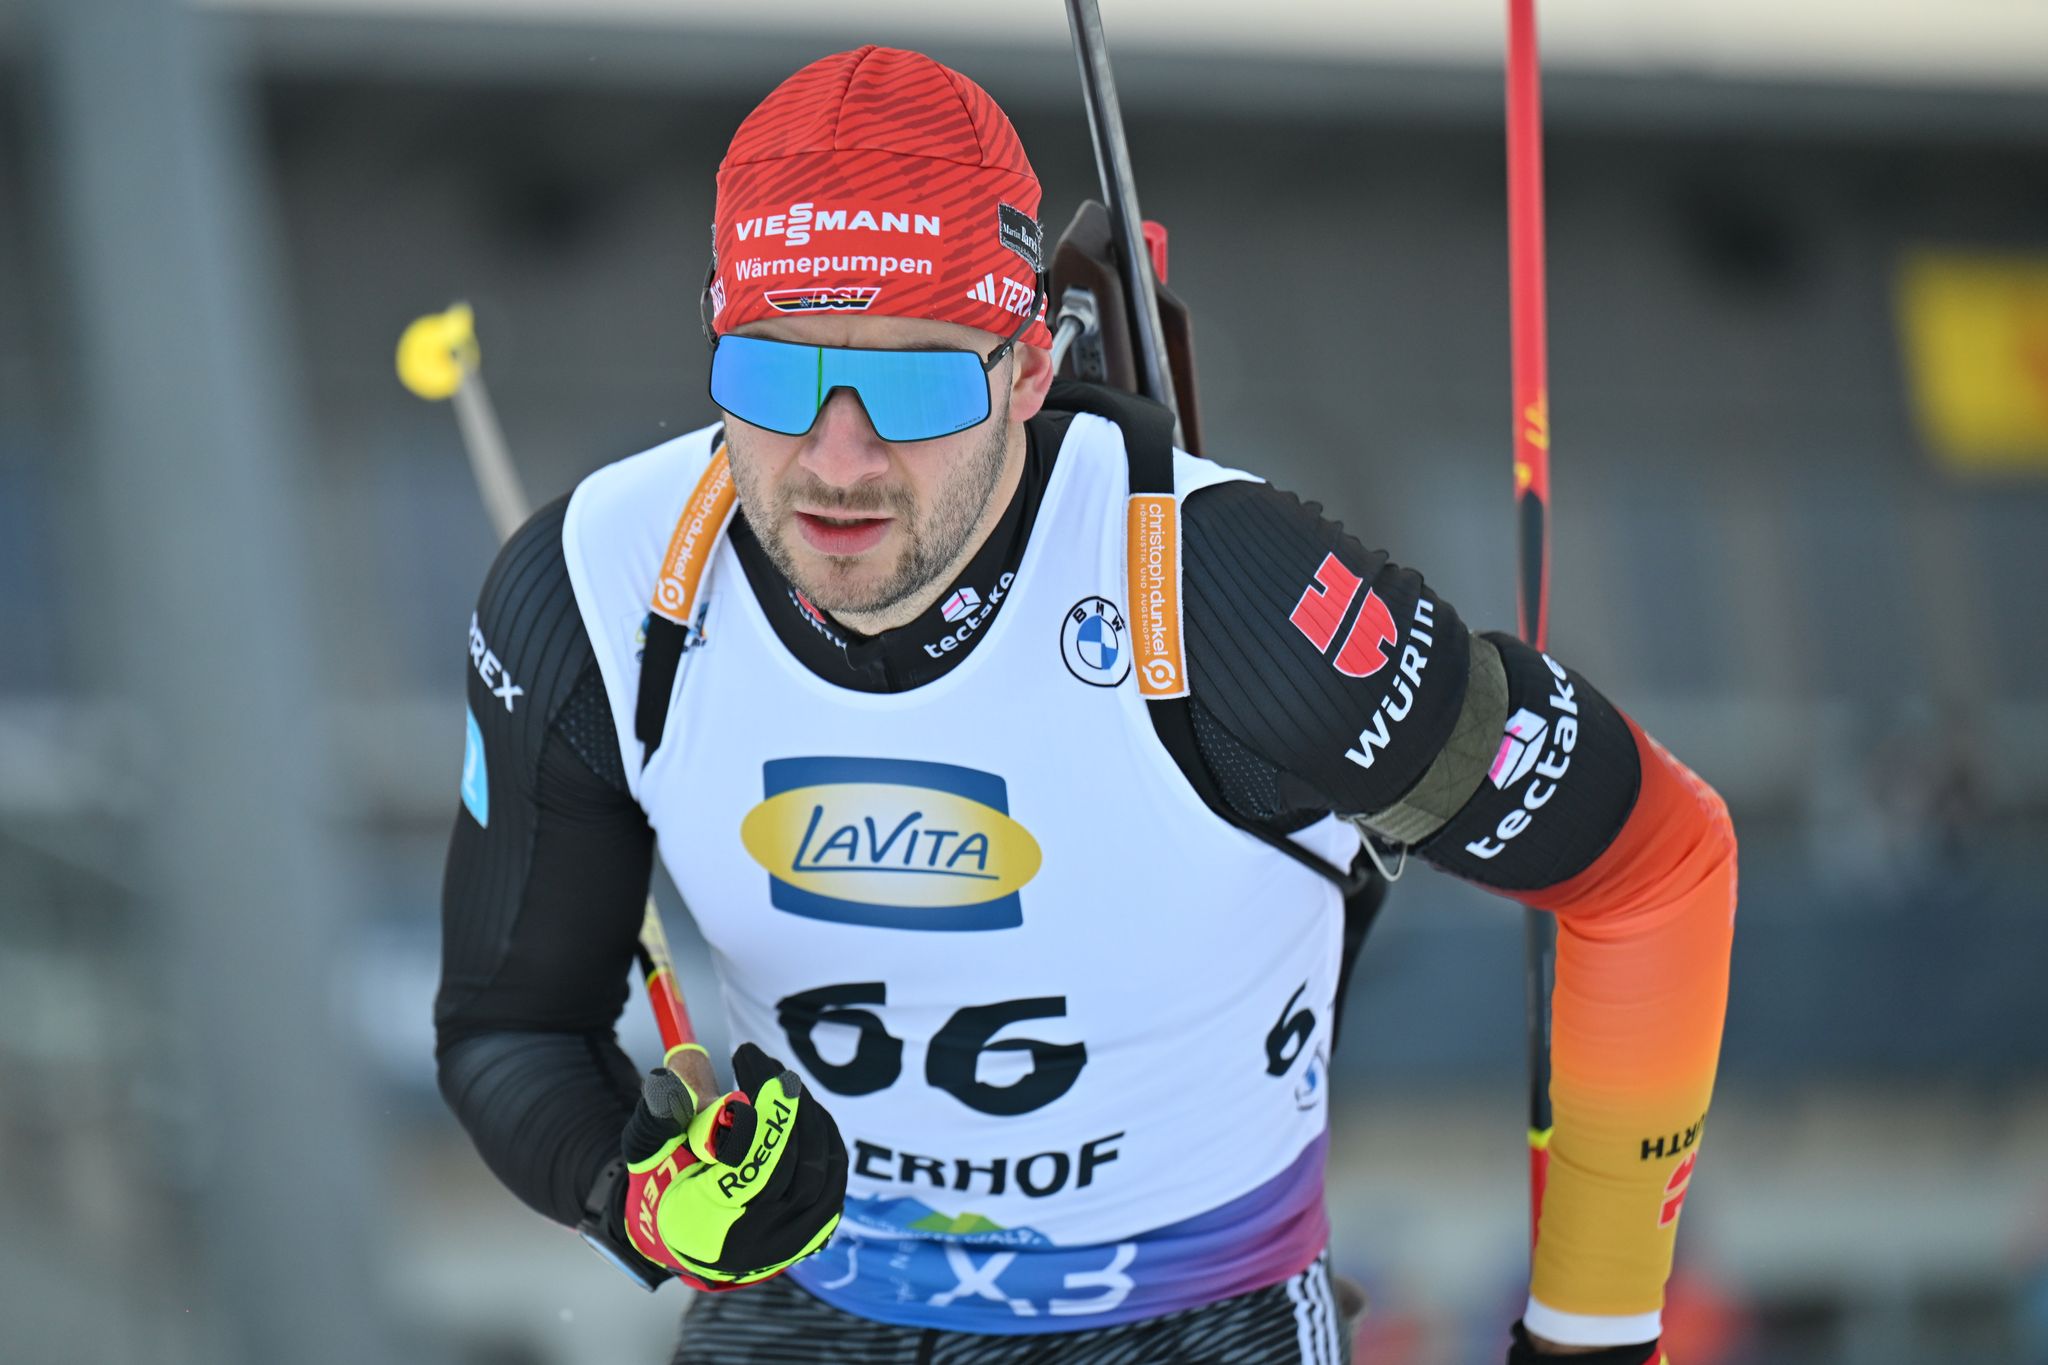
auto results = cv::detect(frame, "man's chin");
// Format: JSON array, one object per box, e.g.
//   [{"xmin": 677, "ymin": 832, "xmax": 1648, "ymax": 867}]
[{"xmin": 786, "ymin": 547, "xmax": 910, "ymax": 618}]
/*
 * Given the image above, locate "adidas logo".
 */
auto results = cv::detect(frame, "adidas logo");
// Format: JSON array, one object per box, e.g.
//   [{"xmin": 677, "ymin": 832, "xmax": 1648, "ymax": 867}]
[{"xmin": 966, "ymin": 273, "xmax": 1040, "ymax": 317}]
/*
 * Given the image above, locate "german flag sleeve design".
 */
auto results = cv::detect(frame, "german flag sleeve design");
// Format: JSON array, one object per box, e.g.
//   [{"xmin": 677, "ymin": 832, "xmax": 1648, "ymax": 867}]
[
  {"xmin": 1519, "ymin": 719, "xmax": 1735, "ymax": 1336},
  {"xmin": 1174, "ymin": 478, "xmax": 1740, "ymax": 1346},
  {"xmin": 1409, "ymin": 629, "xmax": 1736, "ymax": 1345}
]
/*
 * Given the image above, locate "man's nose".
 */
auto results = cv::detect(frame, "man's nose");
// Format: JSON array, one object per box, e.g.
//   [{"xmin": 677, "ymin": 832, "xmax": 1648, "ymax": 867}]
[{"xmin": 798, "ymin": 388, "xmax": 891, "ymax": 490}]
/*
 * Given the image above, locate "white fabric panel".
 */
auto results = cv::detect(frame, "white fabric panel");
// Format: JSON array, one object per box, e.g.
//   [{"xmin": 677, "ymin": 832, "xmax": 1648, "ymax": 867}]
[{"xmin": 564, "ymin": 411, "xmax": 1358, "ymax": 1246}]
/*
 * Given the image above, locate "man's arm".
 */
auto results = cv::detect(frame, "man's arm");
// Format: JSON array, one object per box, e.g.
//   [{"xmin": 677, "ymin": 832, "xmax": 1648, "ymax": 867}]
[
  {"xmin": 1182, "ymin": 478, "xmax": 1734, "ymax": 1356},
  {"xmin": 436, "ymin": 496, "xmax": 656, "ymax": 1232}
]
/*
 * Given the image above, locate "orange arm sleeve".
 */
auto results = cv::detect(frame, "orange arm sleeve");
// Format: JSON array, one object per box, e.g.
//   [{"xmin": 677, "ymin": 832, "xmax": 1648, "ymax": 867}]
[{"xmin": 1520, "ymin": 718, "xmax": 1737, "ymax": 1324}]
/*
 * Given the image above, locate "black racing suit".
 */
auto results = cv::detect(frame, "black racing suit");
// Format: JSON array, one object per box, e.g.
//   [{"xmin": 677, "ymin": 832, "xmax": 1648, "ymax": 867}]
[{"xmin": 436, "ymin": 406, "xmax": 1645, "ymax": 1302}]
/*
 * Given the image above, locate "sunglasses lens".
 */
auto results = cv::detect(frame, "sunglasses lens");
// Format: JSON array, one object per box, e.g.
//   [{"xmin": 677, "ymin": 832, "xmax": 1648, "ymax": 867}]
[
  {"xmin": 710, "ymin": 337, "xmax": 992, "ymax": 442},
  {"xmin": 709, "ymin": 335, "xmax": 825, "ymax": 437},
  {"xmin": 823, "ymin": 348, "xmax": 991, "ymax": 442}
]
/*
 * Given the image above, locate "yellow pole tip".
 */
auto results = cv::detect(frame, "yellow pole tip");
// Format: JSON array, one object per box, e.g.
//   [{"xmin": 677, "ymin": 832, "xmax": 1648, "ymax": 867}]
[{"xmin": 395, "ymin": 303, "xmax": 479, "ymax": 401}]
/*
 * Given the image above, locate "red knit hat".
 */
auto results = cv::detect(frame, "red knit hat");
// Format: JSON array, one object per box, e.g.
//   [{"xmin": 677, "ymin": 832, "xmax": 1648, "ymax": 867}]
[{"xmin": 710, "ymin": 46, "xmax": 1050, "ymax": 348}]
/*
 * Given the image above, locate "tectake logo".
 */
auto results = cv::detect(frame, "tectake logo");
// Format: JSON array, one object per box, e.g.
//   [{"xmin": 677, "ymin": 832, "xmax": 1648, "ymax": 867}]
[
  {"xmin": 740, "ymin": 757, "xmax": 1042, "ymax": 931},
  {"xmin": 1488, "ymin": 708, "xmax": 1550, "ymax": 790},
  {"xmin": 925, "ymin": 574, "xmax": 1011, "ymax": 658},
  {"xmin": 941, "ymin": 586, "xmax": 983, "ymax": 622},
  {"xmin": 764, "ymin": 285, "xmax": 881, "ymax": 314},
  {"xmin": 1466, "ymin": 654, "xmax": 1579, "ymax": 861},
  {"xmin": 733, "ymin": 202, "xmax": 942, "ymax": 248}
]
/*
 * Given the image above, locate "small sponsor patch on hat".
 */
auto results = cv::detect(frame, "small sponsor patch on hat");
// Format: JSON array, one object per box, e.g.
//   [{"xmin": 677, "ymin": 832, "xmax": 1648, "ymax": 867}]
[
  {"xmin": 998, "ymin": 203, "xmax": 1043, "ymax": 272},
  {"xmin": 764, "ymin": 285, "xmax": 883, "ymax": 313}
]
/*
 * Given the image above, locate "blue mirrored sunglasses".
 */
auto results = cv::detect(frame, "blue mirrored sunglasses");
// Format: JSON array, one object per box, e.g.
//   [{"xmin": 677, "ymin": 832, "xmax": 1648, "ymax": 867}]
[{"xmin": 704, "ymin": 275, "xmax": 1044, "ymax": 444}]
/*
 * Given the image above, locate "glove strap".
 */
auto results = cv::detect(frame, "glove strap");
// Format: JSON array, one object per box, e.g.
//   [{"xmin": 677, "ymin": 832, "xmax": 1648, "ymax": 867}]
[{"xmin": 577, "ymin": 1156, "xmax": 668, "ymax": 1292}]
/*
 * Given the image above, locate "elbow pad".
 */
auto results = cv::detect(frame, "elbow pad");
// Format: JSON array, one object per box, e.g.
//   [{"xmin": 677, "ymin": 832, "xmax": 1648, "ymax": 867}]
[{"xmin": 1418, "ymin": 632, "xmax": 1641, "ymax": 893}]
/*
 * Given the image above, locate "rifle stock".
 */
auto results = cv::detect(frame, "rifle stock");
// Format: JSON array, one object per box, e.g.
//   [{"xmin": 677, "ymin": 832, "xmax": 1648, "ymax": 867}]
[{"xmin": 1049, "ymin": 199, "xmax": 1205, "ymax": 457}]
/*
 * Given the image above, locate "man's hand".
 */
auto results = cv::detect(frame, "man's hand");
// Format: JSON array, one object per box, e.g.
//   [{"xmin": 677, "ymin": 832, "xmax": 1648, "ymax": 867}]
[
  {"xmin": 622, "ymin": 1042, "xmax": 848, "ymax": 1292},
  {"xmin": 1509, "ymin": 1322, "xmax": 1663, "ymax": 1362}
]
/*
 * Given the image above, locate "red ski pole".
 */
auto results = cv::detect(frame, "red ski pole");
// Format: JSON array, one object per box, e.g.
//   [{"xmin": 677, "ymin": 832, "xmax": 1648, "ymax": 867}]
[
  {"xmin": 398, "ymin": 303, "xmax": 715, "ymax": 1107},
  {"xmin": 1505, "ymin": 0, "xmax": 1557, "ymax": 1250}
]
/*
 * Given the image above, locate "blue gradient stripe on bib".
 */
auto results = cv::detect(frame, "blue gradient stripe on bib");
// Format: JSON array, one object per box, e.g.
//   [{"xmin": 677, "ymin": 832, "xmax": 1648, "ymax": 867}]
[{"xmin": 788, "ymin": 1134, "xmax": 1332, "ymax": 1333}]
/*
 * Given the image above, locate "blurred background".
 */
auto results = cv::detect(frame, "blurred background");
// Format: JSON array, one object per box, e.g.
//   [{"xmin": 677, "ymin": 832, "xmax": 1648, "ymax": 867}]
[{"xmin": 3, "ymin": 1, "xmax": 2046, "ymax": 1362}]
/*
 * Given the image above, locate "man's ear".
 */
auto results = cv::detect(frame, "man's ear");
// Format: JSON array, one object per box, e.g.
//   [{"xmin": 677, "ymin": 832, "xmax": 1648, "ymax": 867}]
[{"xmin": 1007, "ymin": 341, "xmax": 1056, "ymax": 424}]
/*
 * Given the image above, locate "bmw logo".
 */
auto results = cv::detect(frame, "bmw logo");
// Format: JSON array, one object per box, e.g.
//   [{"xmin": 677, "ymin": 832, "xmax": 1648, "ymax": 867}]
[
  {"xmin": 1061, "ymin": 596, "xmax": 1131, "ymax": 687},
  {"xmin": 1294, "ymin": 1045, "xmax": 1328, "ymax": 1111}
]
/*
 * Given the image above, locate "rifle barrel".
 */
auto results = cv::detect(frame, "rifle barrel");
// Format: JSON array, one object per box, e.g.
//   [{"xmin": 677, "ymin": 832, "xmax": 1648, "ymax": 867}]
[{"xmin": 1063, "ymin": 0, "xmax": 1181, "ymax": 438}]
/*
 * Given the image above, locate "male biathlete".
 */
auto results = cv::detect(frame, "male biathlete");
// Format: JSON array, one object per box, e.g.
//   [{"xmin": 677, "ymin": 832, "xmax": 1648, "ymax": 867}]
[{"xmin": 437, "ymin": 46, "xmax": 1735, "ymax": 1365}]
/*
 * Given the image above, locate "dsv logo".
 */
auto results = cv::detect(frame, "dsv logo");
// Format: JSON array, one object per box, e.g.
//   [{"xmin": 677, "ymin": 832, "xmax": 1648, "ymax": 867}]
[
  {"xmin": 764, "ymin": 285, "xmax": 881, "ymax": 314},
  {"xmin": 716, "ymin": 1097, "xmax": 794, "ymax": 1198}
]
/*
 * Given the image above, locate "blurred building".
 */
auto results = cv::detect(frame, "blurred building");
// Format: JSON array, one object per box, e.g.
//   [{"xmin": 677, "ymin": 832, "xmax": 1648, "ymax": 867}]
[{"xmin": 1, "ymin": 3, "xmax": 2045, "ymax": 1362}]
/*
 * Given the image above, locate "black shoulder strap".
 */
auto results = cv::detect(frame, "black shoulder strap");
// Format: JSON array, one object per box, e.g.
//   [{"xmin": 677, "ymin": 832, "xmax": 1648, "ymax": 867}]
[
  {"xmin": 1052, "ymin": 379, "xmax": 1388, "ymax": 1043},
  {"xmin": 635, "ymin": 614, "xmax": 688, "ymax": 762},
  {"xmin": 1048, "ymin": 380, "xmax": 1377, "ymax": 900},
  {"xmin": 634, "ymin": 426, "xmax": 722, "ymax": 766}
]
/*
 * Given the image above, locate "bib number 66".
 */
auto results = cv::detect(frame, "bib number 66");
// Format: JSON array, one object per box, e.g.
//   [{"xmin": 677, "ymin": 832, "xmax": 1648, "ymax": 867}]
[{"xmin": 777, "ymin": 982, "xmax": 1087, "ymax": 1117}]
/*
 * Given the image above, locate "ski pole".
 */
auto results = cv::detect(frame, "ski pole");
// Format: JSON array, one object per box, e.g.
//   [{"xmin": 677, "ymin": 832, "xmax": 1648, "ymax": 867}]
[
  {"xmin": 397, "ymin": 303, "xmax": 717, "ymax": 1107},
  {"xmin": 1505, "ymin": 0, "xmax": 1558, "ymax": 1249},
  {"xmin": 1063, "ymin": 0, "xmax": 1181, "ymax": 439}
]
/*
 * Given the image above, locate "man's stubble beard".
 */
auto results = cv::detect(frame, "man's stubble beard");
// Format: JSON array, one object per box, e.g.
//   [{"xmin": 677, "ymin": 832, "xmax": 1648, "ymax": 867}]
[{"xmin": 733, "ymin": 389, "xmax": 1012, "ymax": 618}]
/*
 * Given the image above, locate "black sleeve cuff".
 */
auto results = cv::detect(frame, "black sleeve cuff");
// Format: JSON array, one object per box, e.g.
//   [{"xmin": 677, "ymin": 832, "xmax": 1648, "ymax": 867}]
[
  {"xmin": 1508, "ymin": 1321, "xmax": 1661, "ymax": 1364},
  {"xmin": 578, "ymin": 1154, "xmax": 672, "ymax": 1291},
  {"xmin": 1417, "ymin": 632, "xmax": 1640, "ymax": 892}
]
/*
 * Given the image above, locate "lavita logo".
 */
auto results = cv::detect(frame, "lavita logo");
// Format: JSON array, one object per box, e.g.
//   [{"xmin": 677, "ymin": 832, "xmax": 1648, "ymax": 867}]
[{"xmin": 741, "ymin": 757, "xmax": 1041, "ymax": 931}]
